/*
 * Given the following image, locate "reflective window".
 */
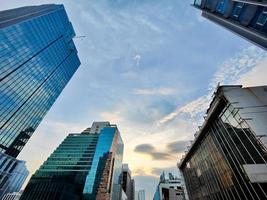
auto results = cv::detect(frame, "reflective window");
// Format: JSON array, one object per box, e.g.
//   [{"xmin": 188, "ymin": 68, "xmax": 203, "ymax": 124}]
[{"xmin": 257, "ymin": 12, "xmax": 267, "ymax": 26}]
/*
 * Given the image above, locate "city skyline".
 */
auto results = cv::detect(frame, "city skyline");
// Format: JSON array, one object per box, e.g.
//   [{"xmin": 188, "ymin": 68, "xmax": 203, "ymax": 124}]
[{"xmin": 1, "ymin": 0, "xmax": 267, "ymax": 199}]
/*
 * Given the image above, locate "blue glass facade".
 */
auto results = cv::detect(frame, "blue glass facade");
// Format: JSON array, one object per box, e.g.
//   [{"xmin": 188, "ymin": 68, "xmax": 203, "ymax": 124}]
[
  {"xmin": 21, "ymin": 122, "xmax": 124, "ymax": 200},
  {"xmin": 0, "ymin": 4, "xmax": 80, "ymax": 157},
  {"xmin": 193, "ymin": 0, "xmax": 267, "ymax": 49},
  {"xmin": 0, "ymin": 153, "xmax": 29, "ymax": 199},
  {"xmin": 83, "ymin": 125, "xmax": 124, "ymax": 200}
]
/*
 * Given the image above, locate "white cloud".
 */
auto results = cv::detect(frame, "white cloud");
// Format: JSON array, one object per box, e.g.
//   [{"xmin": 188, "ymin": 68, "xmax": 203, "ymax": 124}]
[
  {"xmin": 237, "ymin": 59, "xmax": 267, "ymax": 87},
  {"xmin": 133, "ymin": 87, "xmax": 176, "ymax": 95},
  {"xmin": 209, "ymin": 46, "xmax": 267, "ymax": 91},
  {"xmin": 134, "ymin": 54, "xmax": 141, "ymax": 67},
  {"xmin": 158, "ymin": 46, "xmax": 267, "ymax": 126},
  {"xmin": 158, "ymin": 95, "xmax": 208, "ymax": 125},
  {"xmin": 100, "ymin": 111, "xmax": 124, "ymax": 124}
]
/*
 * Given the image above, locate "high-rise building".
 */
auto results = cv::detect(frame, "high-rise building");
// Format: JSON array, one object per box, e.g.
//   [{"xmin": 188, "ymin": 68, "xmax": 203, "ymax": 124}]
[
  {"xmin": 0, "ymin": 4, "xmax": 80, "ymax": 158},
  {"xmin": 153, "ymin": 172, "xmax": 184, "ymax": 200},
  {"xmin": 121, "ymin": 164, "xmax": 135, "ymax": 200},
  {"xmin": 136, "ymin": 190, "xmax": 146, "ymax": 200},
  {"xmin": 179, "ymin": 85, "xmax": 267, "ymax": 200},
  {"xmin": 2, "ymin": 191, "xmax": 22, "ymax": 200},
  {"xmin": 0, "ymin": 155, "xmax": 28, "ymax": 199},
  {"xmin": 0, "ymin": 4, "xmax": 80, "ymax": 198},
  {"xmin": 193, "ymin": 0, "xmax": 267, "ymax": 50},
  {"xmin": 20, "ymin": 122, "xmax": 124, "ymax": 200}
]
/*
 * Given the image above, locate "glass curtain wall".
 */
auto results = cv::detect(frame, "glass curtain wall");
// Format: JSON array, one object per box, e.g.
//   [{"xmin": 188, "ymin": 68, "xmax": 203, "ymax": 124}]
[{"xmin": 182, "ymin": 97, "xmax": 267, "ymax": 200}]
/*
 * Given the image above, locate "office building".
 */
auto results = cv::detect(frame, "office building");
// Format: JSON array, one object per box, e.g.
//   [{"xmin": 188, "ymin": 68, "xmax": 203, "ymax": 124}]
[
  {"xmin": 0, "ymin": 154, "xmax": 28, "ymax": 199},
  {"xmin": 179, "ymin": 85, "xmax": 267, "ymax": 200},
  {"xmin": 0, "ymin": 4, "xmax": 80, "ymax": 158},
  {"xmin": 136, "ymin": 190, "xmax": 145, "ymax": 200},
  {"xmin": 20, "ymin": 122, "xmax": 124, "ymax": 200},
  {"xmin": 121, "ymin": 164, "xmax": 135, "ymax": 200},
  {"xmin": 193, "ymin": 0, "xmax": 267, "ymax": 50},
  {"xmin": 2, "ymin": 191, "xmax": 22, "ymax": 200},
  {"xmin": 0, "ymin": 4, "xmax": 80, "ymax": 198},
  {"xmin": 153, "ymin": 172, "xmax": 184, "ymax": 200}
]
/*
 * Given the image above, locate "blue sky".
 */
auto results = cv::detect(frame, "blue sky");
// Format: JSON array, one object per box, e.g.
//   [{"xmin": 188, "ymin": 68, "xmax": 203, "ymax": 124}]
[{"xmin": 2, "ymin": 0, "xmax": 267, "ymax": 199}]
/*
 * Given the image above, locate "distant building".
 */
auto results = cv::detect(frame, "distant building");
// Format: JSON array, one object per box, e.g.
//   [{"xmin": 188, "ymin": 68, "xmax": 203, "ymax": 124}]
[
  {"xmin": 136, "ymin": 190, "xmax": 145, "ymax": 200},
  {"xmin": 121, "ymin": 189, "xmax": 128, "ymax": 200},
  {"xmin": 121, "ymin": 164, "xmax": 135, "ymax": 200},
  {"xmin": 153, "ymin": 172, "xmax": 184, "ymax": 200},
  {"xmin": 0, "ymin": 4, "xmax": 80, "ymax": 197},
  {"xmin": 20, "ymin": 122, "xmax": 124, "ymax": 200},
  {"xmin": 193, "ymin": 0, "xmax": 267, "ymax": 50},
  {"xmin": 179, "ymin": 85, "xmax": 267, "ymax": 200},
  {"xmin": 0, "ymin": 155, "xmax": 28, "ymax": 199},
  {"xmin": 2, "ymin": 191, "xmax": 22, "ymax": 200}
]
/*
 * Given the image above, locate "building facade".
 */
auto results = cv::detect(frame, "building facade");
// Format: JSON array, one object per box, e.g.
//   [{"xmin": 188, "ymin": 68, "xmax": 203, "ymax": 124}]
[
  {"xmin": 20, "ymin": 122, "xmax": 124, "ymax": 200},
  {"xmin": 0, "ymin": 155, "xmax": 28, "ymax": 199},
  {"xmin": 179, "ymin": 85, "xmax": 267, "ymax": 200},
  {"xmin": 153, "ymin": 172, "xmax": 184, "ymax": 200},
  {"xmin": 121, "ymin": 164, "xmax": 135, "ymax": 200},
  {"xmin": 0, "ymin": 4, "xmax": 80, "ymax": 158},
  {"xmin": 2, "ymin": 191, "xmax": 22, "ymax": 200},
  {"xmin": 0, "ymin": 4, "xmax": 80, "ymax": 198},
  {"xmin": 193, "ymin": 0, "xmax": 267, "ymax": 49},
  {"xmin": 136, "ymin": 190, "xmax": 146, "ymax": 200}
]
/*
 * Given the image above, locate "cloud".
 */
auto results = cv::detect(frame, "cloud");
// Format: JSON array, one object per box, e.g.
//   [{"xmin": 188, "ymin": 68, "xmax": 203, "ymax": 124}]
[
  {"xmin": 134, "ymin": 143, "xmax": 155, "ymax": 153},
  {"xmin": 134, "ymin": 54, "xmax": 141, "ymax": 66},
  {"xmin": 133, "ymin": 88, "xmax": 176, "ymax": 95},
  {"xmin": 166, "ymin": 140, "xmax": 189, "ymax": 154},
  {"xmin": 100, "ymin": 112, "xmax": 123, "ymax": 124},
  {"xmin": 134, "ymin": 143, "xmax": 175, "ymax": 160},
  {"xmin": 150, "ymin": 152, "xmax": 173, "ymax": 160},
  {"xmin": 158, "ymin": 95, "xmax": 209, "ymax": 125},
  {"xmin": 209, "ymin": 46, "xmax": 267, "ymax": 91},
  {"xmin": 237, "ymin": 59, "xmax": 267, "ymax": 87},
  {"xmin": 158, "ymin": 46, "xmax": 267, "ymax": 126}
]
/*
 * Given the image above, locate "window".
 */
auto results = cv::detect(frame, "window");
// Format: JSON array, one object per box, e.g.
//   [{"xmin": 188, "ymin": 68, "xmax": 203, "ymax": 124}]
[
  {"xmin": 217, "ymin": 0, "xmax": 227, "ymax": 14},
  {"xmin": 194, "ymin": 0, "xmax": 202, "ymax": 6},
  {"xmin": 257, "ymin": 12, "xmax": 267, "ymax": 26},
  {"xmin": 233, "ymin": 3, "xmax": 244, "ymax": 18}
]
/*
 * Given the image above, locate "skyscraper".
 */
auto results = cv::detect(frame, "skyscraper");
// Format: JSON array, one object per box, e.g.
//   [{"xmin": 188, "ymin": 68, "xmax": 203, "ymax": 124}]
[
  {"xmin": 153, "ymin": 172, "xmax": 184, "ymax": 200},
  {"xmin": 179, "ymin": 85, "xmax": 267, "ymax": 200},
  {"xmin": 0, "ymin": 155, "xmax": 28, "ymax": 199},
  {"xmin": 193, "ymin": 0, "xmax": 267, "ymax": 50},
  {"xmin": 136, "ymin": 190, "xmax": 146, "ymax": 200},
  {"xmin": 0, "ymin": 4, "xmax": 80, "ymax": 198},
  {"xmin": 20, "ymin": 122, "xmax": 124, "ymax": 200},
  {"xmin": 122, "ymin": 164, "xmax": 135, "ymax": 200},
  {"xmin": 0, "ymin": 4, "xmax": 80, "ymax": 158},
  {"xmin": 2, "ymin": 191, "xmax": 22, "ymax": 200}
]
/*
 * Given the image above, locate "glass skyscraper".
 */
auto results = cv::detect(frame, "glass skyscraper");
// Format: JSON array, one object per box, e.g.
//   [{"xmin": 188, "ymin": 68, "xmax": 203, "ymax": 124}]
[
  {"xmin": 20, "ymin": 122, "xmax": 124, "ymax": 200},
  {"xmin": 179, "ymin": 85, "xmax": 267, "ymax": 200},
  {"xmin": 0, "ymin": 155, "xmax": 28, "ymax": 199},
  {"xmin": 0, "ymin": 4, "xmax": 80, "ymax": 198},
  {"xmin": 193, "ymin": 0, "xmax": 267, "ymax": 50},
  {"xmin": 0, "ymin": 4, "xmax": 80, "ymax": 158}
]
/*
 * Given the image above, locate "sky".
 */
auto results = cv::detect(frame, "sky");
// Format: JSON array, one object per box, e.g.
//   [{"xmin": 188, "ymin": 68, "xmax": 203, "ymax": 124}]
[{"xmin": 1, "ymin": 0, "xmax": 267, "ymax": 199}]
